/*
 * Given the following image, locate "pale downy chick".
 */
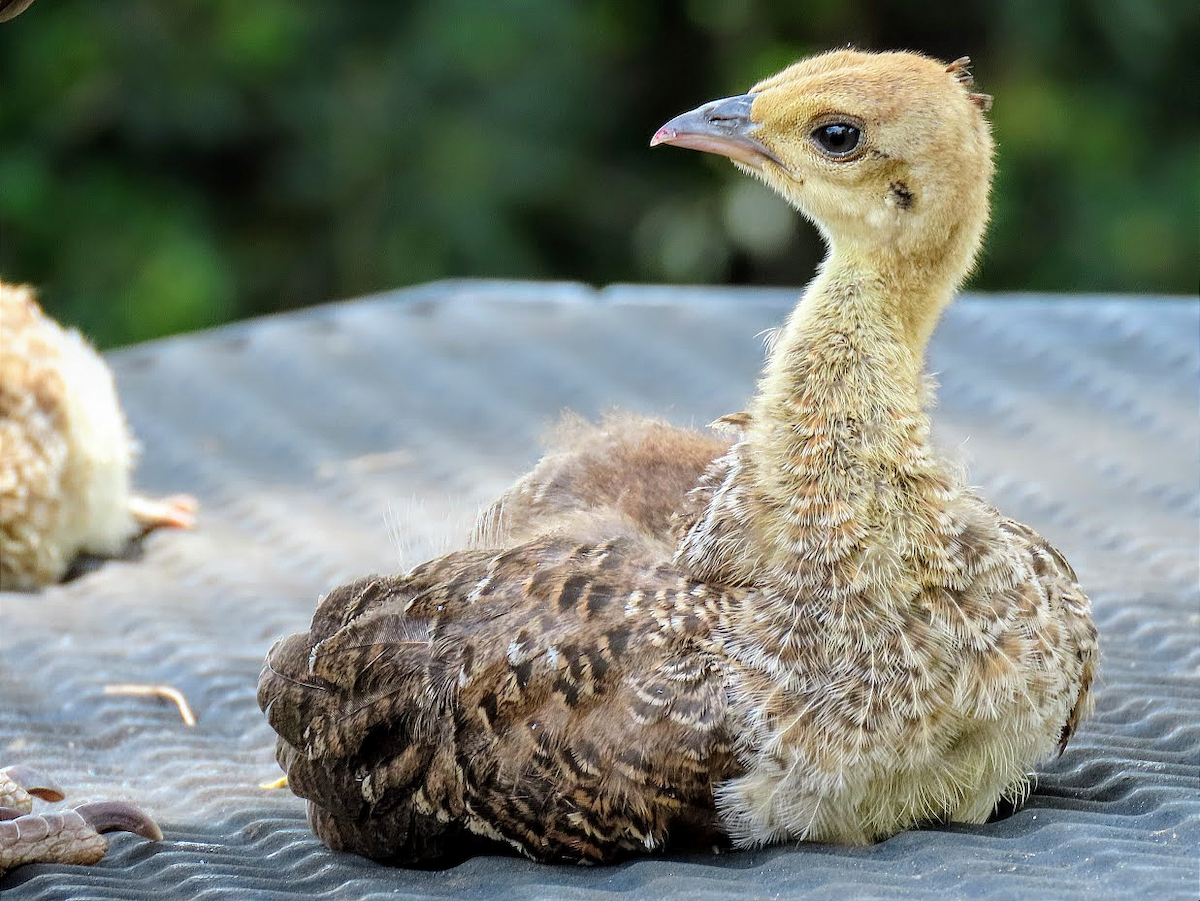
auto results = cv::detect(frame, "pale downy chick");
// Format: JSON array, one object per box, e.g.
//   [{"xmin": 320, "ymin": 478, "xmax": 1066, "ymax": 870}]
[
  {"xmin": 259, "ymin": 50, "xmax": 1095, "ymax": 864},
  {"xmin": 0, "ymin": 282, "xmax": 195, "ymax": 590}
]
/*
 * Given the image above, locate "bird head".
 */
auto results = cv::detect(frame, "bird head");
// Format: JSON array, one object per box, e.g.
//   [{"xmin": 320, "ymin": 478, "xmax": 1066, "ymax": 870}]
[{"xmin": 652, "ymin": 49, "xmax": 995, "ymax": 285}]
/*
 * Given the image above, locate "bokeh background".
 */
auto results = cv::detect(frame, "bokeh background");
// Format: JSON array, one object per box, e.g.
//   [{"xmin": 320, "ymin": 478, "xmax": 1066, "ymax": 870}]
[{"xmin": 1, "ymin": 0, "xmax": 1196, "ymax": 348}]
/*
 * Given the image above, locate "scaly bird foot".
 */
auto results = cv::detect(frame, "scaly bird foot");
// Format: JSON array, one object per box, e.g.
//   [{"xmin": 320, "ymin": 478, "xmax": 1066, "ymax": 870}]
[{"xmin": 0, "ymin": 801, "xmax": 162, "ymax": 873}]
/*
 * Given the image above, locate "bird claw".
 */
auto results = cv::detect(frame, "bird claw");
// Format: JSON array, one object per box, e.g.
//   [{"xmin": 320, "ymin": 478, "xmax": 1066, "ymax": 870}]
[
  {"xmin": 0, "ymin": 765, "xmax": 65, "ymax": 807},
  {"xmin": 74, "ymin": 801, "xmax": 163, "ymax": 842}
]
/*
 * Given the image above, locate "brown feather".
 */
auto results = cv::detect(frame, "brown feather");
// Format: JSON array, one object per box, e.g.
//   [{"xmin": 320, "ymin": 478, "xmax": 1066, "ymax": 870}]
[
  {"xmin": 259, "ymin": 535, "xmax": 745, "ymax": 863},
  {"xmin": 473, "ymin": 412, "xmax": 732, "ymax": 548}
]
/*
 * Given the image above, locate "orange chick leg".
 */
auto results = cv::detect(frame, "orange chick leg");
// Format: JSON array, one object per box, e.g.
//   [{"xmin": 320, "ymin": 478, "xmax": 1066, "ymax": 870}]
[{"xmin": 129, "ymin": 494, "xmax": 198, "ymax": 532}]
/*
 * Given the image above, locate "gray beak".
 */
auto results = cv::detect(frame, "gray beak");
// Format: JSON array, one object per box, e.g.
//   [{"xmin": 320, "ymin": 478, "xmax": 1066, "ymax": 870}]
[
  {"xmin": 650, "ymin": 93, "xmax": 783, "ymax": 170},
  {"xmin": 0, "ymin": 0, "xmax": 38, "ymax": 23}
]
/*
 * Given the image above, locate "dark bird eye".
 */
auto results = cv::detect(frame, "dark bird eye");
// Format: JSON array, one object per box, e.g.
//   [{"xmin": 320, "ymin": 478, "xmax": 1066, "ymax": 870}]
[{"xmin": 812, "ymin": 123, "xmax": 862, "ymax": 157}]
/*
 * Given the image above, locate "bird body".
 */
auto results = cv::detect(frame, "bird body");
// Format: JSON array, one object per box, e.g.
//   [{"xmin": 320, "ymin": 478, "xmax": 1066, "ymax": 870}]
[
  {"xmin": 266, "ymin": 533, "xmax": 745, "ymax": 863},
  {"xmin": 676, "ymin": 278, "xmax": 1094, "ymax": 843},
  {"xmin": 259, "ymin": 48, "xmax": 1096, "ymax": 864},
  {"xmin": 0, "ymin": 282, "xmax": 194, "ymax": 590}
]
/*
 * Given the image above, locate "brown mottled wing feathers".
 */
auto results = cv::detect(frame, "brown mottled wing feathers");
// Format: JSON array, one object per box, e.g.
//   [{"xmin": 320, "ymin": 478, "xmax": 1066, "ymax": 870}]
[{"xmin": 258, "ymin": 535, "xmax": 742, "ymax": 864}]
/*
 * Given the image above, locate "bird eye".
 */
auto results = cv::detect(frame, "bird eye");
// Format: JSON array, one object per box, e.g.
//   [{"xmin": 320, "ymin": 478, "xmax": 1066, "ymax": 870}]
[{"xmin": 812, "ymin": 123, "xmax": 862, "ymax": 158}]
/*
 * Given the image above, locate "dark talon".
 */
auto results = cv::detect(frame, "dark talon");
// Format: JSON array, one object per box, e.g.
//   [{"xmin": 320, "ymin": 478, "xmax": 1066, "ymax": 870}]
[{"xmin": 75, "ymin": 801, "xmax": 164, "ymax": 841}]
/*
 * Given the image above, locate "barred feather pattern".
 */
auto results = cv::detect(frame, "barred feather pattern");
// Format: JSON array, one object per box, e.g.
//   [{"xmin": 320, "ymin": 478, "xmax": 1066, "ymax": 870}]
[{"xmin": 260, "ymin": 533, "xmax": 749, "ymax": 864}]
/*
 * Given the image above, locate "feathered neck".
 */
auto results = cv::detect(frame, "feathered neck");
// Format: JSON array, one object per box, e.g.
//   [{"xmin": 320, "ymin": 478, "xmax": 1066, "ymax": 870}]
[{"xmin": 739, "ymin": 245, "xmax": 956, "ymax": 605}]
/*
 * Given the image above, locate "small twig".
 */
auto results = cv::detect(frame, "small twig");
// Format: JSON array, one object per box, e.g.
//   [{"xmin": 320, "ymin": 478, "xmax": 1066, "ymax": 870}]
[
  {"xmin": 316, "ymin": 448, "xmax": 414, "ymax": 479},
  {"xmin": 104, "ymin": 683, "xmax": 197, "ymax": 727}
]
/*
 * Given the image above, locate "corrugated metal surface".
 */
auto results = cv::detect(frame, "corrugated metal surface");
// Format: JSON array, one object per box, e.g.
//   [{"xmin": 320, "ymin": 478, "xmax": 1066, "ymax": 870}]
[{"xmin": 1, "ymin": 281, "xmax": 1196, "ymax": 901}]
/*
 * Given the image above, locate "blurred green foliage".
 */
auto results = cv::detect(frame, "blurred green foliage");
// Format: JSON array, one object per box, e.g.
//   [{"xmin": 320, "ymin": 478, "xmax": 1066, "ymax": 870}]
[{"xmin": 1, "ymin": 0, "xmax": 1196, "ymax": 347}]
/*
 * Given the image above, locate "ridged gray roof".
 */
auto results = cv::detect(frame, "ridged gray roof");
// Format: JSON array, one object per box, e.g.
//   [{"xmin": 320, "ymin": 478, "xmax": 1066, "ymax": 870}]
[{"xmin": 2, "ymin": 282, "xmax": 1196, "ymax": 900}]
